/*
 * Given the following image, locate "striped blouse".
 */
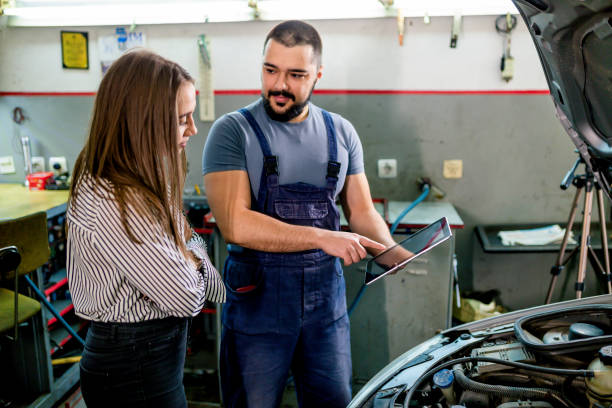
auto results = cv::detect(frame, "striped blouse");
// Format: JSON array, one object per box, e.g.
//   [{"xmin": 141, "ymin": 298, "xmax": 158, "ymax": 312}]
[{"xmin": 66, "ymin": 175, "xmax": 225, "ymax": 323}]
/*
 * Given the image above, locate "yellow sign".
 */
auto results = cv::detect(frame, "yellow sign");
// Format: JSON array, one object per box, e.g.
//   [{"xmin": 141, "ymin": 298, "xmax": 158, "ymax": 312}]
[{"xmin": 61, "ymin": 31, "xmax": 89, "ymax": 69}]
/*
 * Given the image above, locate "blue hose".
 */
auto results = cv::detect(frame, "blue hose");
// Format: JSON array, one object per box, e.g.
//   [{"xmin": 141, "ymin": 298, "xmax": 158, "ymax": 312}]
[
  {"xmin": 25, "ymin": 275, "xmax": 86, "ymax": 346},
  {"xmin": 389, "ymin": 184, "xmax": 430, "ymax": 235},
  {"xmin": 347, "ymin": 184, "xmax": 431, "ymax": 317},
  {"xmin": 347, "ymin": 283, "xmax": 367, "ymax": 316}
]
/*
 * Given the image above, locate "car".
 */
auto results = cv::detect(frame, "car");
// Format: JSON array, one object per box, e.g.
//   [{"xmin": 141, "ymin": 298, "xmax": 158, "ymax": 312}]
[
  {"xmin": 518, "ymin": 0, "xmax": 612, "ymax": 199},
  {"xmin": 349, "ymin": 294, "xmax": 612, "ymax": 407},
  {"xmin": 348, "ymin": 1, "xmax": 612, "ymax": 407}
]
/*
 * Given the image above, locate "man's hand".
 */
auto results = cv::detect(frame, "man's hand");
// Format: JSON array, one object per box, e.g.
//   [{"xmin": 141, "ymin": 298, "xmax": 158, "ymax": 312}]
[{"xmin": 319, "ymin": 230, "xmax": 386, "ymax": 266}]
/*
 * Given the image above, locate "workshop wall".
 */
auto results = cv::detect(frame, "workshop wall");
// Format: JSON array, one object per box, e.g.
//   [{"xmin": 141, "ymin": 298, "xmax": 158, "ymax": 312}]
[{"xmin": 0, "ymin": 16, "xmax": 585, "ymax": 306}]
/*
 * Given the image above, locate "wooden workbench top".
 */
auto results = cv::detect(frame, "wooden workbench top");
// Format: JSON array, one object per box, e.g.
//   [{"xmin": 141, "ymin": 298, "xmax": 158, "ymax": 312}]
[{"xmin": 0, "ymin": 184, "xmax": 69, "ymax": 220}]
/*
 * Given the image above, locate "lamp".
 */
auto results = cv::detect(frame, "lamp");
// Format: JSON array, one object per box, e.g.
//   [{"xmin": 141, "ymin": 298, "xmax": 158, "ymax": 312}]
[{"xmin": 3, "ymin": 0, "xmax": 518, "ymax": 27}]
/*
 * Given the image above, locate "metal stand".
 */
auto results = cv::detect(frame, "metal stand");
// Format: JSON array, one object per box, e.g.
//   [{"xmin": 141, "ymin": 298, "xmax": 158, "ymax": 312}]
[{"xmin": 545, "ymin": 158, "xmax": 612, "ymax": 304}]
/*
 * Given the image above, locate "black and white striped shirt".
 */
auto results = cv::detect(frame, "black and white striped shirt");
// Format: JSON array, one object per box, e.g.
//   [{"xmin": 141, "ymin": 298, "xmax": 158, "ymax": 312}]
[{"xmin": 66, "ymin": 175, "xmax": 225, "ymax": 323}]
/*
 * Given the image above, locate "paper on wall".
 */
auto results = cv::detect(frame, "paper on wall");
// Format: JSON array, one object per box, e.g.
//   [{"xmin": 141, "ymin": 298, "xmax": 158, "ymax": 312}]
[{"xmin": 98, "ymin": 28, "xmax": 146, "ymax": 74}]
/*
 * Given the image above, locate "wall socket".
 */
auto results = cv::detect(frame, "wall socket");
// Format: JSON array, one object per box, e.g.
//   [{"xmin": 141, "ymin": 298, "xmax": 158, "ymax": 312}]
[
  {"xmin": 49, "ymin": 157, "xmax": 68, "ymax": 175},
  {"xmin": 443, "ymin": 159, "xmax": 463, "ymax": 179},
  {"xmin": 0, "ymin": 156, "xmax": 16, "ymax": 175},
  {"xmin": 32, "ymin": 156, "xmax": 45, "ymax": 173},
  {"xmin": 378, "ymin": 159, "xmax": 397, "ymax": 178}
]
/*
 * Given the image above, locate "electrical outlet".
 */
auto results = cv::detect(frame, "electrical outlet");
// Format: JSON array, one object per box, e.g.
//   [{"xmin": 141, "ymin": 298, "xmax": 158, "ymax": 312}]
[
  {"xmin": 378, "ymin": 159, "xmax": 397, "ymax": 178},
  {"xmin": 49, "ymin": 156, "xmax": 68, "ymax": 175},
  {"xmin": 32, "ymin": 156, "xmax": 45, "ymax": 173},
  {"xmin": 443, "ymin": 159, "xmax": 463, "ymax": 179},
  {"xmin": 0, "ymin": 156, "xmax": 16, "ymax": 174}
]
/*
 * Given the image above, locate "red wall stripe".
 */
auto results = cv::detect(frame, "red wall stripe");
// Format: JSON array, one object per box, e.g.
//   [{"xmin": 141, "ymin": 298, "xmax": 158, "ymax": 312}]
[
  {"xmin": 312, "ymin": 89, "xmax": 551, "ymax": 95},
  {"xmin": 0, "ymin": 89, "xmax": 550, "ymax": 97},
  {"xmin": 214, "ymin": 89, "xmax": 261, "ymax": 95},
  {"xmin": 0, "ymin": 91, "xmax": 97, "ymax": 96},
  {"xmin": 212, "ymin": 89, "xmax": 552, "ymax": 95}
]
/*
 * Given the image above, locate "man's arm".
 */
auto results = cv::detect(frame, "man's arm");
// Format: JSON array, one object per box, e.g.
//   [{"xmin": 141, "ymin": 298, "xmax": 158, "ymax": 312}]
[
  {"xmin": 204, "ymin": 170, "xmax": 385, "ymax": 265},
  {"xmin": 340, "ymin": 173, "xmax": 396, "ymax": 255}
]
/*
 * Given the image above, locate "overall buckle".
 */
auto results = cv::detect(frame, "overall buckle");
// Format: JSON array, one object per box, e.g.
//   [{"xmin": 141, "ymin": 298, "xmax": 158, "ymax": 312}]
[
  {"xmin": 327, "ymin": 161, "xmax": 341, "ymax": 179},
  {"xmin": 264, "ymin": 156, "xmax": 279, "ymax": 176}
]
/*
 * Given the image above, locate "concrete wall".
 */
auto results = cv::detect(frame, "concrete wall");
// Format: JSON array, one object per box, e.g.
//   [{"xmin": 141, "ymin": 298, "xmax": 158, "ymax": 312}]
[{"xmin": 0, "ymin": 16, "xmax": 588, "ymax": 303}]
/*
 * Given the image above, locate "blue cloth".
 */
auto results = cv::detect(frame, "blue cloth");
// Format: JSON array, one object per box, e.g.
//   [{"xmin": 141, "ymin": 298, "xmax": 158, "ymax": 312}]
[
  {"xmin": 79, "ymin": 317, "xmax": 189, "ymax": 408},
  {"xmin": 219, "ymin": 108, "xmax": 352, "ymax": 407},
  {"xmin": 202, "ymin": 99, "xmax": 364, "ymax": 199}
]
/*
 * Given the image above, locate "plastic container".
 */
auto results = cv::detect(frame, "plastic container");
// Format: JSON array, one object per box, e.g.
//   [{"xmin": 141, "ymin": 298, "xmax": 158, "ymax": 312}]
[
  {"xmin": 433, "ymin": 368, "xmax": 456, "ymax": 406},
  {"xmin": 26, "ymin": 171, "xmax": 54, "ymax": 191},
  {"xmin": 586, "ymin": 345, "xmax": 612, "ymax": 407}
]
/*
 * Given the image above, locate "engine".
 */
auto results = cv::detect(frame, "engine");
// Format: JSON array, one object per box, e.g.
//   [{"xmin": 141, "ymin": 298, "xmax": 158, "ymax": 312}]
[{"xmin": 353, "ymin": 301, "xmax": 612, "ymax": 408}]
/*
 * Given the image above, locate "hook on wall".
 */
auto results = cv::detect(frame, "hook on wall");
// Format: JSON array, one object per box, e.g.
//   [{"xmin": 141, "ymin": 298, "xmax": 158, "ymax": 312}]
[
  {"xmin": 12, "ymin": 107, "xmax": 26, "ymax": 125},
  {"xmin": 248, "ymin": 0, "xmax": 260, "ymax": 19},
  {"xmin": 450, "ymin": 14, "xmax": 462, "ymax": 48}
]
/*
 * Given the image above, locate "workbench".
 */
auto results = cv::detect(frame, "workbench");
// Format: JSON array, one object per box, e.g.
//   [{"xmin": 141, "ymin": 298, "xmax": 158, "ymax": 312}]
[
  {"xmin": 0, "ymin": 183, "xmax": 76, "ymax": 408},
  {"xmin": 0, "ymin": 184, "xmax": 69, "ymax": 220}
]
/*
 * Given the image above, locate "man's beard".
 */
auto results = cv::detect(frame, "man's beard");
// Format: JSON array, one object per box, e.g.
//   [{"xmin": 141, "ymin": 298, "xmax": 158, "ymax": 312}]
[{"xmin": 262, "ymin": 84, "xmax": 315, "ymax": 122}]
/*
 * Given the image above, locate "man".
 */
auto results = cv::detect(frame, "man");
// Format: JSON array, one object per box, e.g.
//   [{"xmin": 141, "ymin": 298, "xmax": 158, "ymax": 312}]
[{"xmin": 203, "ymin": 20, "xmax": 395, "ymax": 407}]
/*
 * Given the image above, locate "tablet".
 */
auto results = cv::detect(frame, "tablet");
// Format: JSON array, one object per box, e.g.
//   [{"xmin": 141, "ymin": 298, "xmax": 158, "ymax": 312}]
[{"xmin": 365, "ymin": 217, "xmax": 452, "ymax": 285}]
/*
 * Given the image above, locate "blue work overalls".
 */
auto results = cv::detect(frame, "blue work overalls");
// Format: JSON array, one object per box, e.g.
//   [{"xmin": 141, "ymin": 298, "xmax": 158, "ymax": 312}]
[{"xmin": 219, "ymin": 108, "xmax": 352, "ymax": 408}]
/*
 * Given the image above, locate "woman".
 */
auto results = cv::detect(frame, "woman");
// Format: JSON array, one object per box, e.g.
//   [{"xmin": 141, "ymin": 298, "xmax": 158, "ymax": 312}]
[{"xmin": 66, "ymin": 49, "xmax": 224, "ymax": 407}]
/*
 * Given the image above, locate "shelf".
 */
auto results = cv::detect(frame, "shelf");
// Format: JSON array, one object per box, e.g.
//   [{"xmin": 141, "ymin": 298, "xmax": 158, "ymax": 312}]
[
  {"xmin": 47, "ymin": 299, "xmax": 74, "ymax": 327},
  {"xmin": 45, "ymin": 268, "xmax": 68, "ymax": 297}
]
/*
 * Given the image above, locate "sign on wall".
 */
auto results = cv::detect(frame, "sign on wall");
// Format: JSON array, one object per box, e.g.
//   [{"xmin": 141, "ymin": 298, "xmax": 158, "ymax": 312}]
[{"xmin": 61, "ymin": 31, "xmax": 89, "ymax": 70}]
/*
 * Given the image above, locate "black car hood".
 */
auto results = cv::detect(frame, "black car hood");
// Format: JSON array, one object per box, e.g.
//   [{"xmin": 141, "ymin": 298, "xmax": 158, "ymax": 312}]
[{"xmin": 512, "ymin": 0, "xmax": 612, "ymax": 196}]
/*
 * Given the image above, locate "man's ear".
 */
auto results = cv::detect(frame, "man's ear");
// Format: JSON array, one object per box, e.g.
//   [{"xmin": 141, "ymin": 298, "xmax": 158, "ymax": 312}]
[{"xmin": 316, "ymin": 65, "xmax": 323, "ymax": 80}]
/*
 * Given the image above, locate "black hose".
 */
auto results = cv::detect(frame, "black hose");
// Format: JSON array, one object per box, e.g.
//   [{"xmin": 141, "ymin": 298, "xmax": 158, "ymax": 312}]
[
  {"xmin": 480, "ymin": 370, "xmax": 587, "ymax": 391},
  {"xmin": 479, "ymin": 372, "xmax": 585, "ymax": 408},
  {"xmin": 453, "ymin": 364, "xmax": 562, "ymax": 400},
  {"xmin": 401, "ymin": 356, "xmax": 593, "ymax": 408}
]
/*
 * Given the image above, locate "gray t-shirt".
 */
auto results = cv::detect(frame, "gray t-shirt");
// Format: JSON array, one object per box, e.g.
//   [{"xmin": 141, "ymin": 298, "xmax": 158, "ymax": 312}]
[{"xmin": 202, "ymin": 99, "xmax": 364, "ymax": 199}]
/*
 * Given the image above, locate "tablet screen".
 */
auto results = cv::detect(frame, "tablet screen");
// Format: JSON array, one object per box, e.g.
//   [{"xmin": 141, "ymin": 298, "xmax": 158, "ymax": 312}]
[{"xmin": 365, "ymin": 217, "xmax": 452, "ymax": 285}]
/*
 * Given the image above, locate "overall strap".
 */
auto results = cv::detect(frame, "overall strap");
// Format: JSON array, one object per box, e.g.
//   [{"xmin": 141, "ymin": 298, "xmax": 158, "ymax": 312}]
[
  {"xmin": 321, "ymin": 109, "xmax": 341, "ymax": 191},
  {"xmin": 238, "ymin": 108, "xmax": 279, "ymax": 211},
  {"xmin": 238, "ymin": 108, "xmax": 274, "ymax": 157}
]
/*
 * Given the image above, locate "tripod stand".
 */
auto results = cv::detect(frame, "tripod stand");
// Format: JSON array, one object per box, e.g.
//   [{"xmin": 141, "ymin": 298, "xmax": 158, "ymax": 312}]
[{"xmin": 545, "ymin": 157, "xmax": 612, "ymax": 304}]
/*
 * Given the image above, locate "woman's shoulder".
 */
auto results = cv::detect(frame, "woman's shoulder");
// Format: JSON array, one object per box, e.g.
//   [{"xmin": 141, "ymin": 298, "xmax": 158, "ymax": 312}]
[{"xmin": 68, "ymin": 173, "xmax": 118, "ymax": 230}]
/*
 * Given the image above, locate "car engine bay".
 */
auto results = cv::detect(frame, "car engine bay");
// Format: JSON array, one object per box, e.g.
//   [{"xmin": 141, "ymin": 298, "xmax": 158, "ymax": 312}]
[{"xmin": 355, "ymin": 301, "xmax": 612, "ymax": 408}]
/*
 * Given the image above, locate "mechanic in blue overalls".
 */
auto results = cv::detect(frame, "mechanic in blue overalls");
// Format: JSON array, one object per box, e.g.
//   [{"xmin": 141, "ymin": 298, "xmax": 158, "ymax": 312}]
[{"xmin": 203, "ymin": 20, "xmax": 396, "ymax": 407}]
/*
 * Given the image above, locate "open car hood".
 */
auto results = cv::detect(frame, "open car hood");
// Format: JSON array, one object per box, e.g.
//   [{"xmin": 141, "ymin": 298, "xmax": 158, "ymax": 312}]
[{"xmin": 512, "ymin": 0, "xmax": 612, "ymax": 196}]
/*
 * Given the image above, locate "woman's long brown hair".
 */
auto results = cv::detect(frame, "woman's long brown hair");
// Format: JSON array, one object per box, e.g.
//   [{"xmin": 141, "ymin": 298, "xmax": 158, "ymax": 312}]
[{"xmin": 70, "ymin": 49, "xmax": 193, "ymax": 254}]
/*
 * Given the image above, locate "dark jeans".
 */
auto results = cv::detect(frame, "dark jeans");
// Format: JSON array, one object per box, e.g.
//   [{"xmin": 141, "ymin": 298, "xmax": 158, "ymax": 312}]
[{"xmin": 79, "ymin": 317, "xmax": 189, "ymax": 408}]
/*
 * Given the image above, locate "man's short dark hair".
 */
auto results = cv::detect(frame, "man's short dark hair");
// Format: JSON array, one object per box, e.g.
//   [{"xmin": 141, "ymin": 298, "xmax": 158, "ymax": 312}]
[{"xmin": 264, "ymin": 20, "xmax": 322, "ymax": 66}]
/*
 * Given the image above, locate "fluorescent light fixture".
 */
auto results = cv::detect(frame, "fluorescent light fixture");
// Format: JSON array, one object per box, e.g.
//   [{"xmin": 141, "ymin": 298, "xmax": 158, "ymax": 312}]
[{"xmin": 3, "ymin": 0, "xmax": 518, "ymax": 27}]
